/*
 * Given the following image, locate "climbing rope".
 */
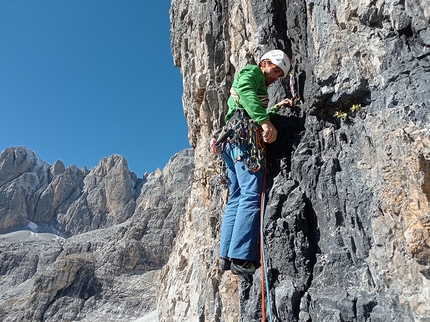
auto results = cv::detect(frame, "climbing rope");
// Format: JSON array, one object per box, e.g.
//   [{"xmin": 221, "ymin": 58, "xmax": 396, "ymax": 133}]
[
  {"xmin": 258, "ymin": 70, "xmax": 299, "ymax": 321},
  {"xmin": 260, "ymin": 153, "xmax": 273, "ymax": 322},
  {"xmin": 289, "ymin": 71, "xmax": 299, "ymax": 106}
]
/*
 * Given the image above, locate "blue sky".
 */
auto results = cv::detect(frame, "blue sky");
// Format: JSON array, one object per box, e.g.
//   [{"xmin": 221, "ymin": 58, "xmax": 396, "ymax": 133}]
[{"xmin": 0, "ymin": 1, "xmax": 190, "ymax": 177}]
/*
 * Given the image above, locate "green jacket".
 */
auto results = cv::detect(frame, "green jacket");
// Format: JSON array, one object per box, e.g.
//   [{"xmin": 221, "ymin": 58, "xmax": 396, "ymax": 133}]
[{"xmin": 226, "ymin": 64, "xmax": 280, "ymax": 125}]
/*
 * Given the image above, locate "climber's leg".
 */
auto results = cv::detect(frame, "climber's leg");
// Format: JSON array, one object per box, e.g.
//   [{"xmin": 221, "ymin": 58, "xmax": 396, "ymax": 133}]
[
  {"xmin": 219, "ymin": 142, "xmax": 241, "ymax": 259},
  {"xmin": 227, "ymin": 159, "xmax": 264, "ymax": 262}
]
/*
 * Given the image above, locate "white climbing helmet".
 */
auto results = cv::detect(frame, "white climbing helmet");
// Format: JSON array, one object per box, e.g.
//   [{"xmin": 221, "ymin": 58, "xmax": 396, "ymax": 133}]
[{"xmin": 260, "ymin": 50, "xmax": 290, "ymax": 78}]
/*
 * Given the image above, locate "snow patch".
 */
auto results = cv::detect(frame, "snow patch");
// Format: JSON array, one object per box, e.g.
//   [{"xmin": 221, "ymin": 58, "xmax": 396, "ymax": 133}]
[
  {"xmin": 0, "ymin": 221, "xmax": 66, "ymax": 241},
  {"xmin": 133, "ymin": 311, "xmax": 158, "ymax": 322},
  {"xmin": 27, "ymin": 221, "xmax": 38, "ymax": 230}
]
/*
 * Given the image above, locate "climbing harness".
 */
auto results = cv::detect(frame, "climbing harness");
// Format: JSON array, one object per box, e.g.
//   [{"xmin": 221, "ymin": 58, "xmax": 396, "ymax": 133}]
[
  {"xmin": 210, "ymin": 121, "xmax": 241, "ymax": 155},
  {"xmin": 210, "ymin": 109, "xmax": 265, "ymax": 173},
  {"xmin": 210, "ymin": 108, "xmax": 265, "ymax": 189}
]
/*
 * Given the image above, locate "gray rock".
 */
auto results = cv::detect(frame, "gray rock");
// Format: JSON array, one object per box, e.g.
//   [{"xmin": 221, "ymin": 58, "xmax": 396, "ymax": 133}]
[
  {"xmin": 56, "ymin": 154, "xmax": 138, "ymax": 236},
  {"xmin": 158, "ymin": 0, "xmax": 430, "ymax": 321},
  {"xmin": 0, "ymin": 148, "xmax": 194, "ymax": 321},
  {"xmin": 0, "ymin": 147, "xmax": 51, "ymax": 232},
  {"xmin": 2, "ymin": 0, "xmax": 430, "ymax": 320}
]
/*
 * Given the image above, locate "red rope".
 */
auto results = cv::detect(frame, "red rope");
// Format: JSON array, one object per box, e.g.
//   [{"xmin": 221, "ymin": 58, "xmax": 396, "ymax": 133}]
[
  {"xmin": 260, "ymin": 143, "xmax": 267, "ymax": 322},
  {"xmin": 261, "ymin": 229, "xmax": 266, "ymax": 321}
]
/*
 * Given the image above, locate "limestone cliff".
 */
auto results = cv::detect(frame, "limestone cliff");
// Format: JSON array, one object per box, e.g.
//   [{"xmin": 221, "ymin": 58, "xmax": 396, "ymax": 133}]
[
  {"xmin": 159, "ymin": 0, "xmax": 430, "ymax": 321},
  {"xmin": 0, "ymin": 147, "xmax": 194, "ymax": 321}
]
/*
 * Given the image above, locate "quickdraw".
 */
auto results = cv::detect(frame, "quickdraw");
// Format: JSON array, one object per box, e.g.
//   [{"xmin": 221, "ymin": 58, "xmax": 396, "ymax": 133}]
[
  {"xmin": 229, "ymin": 113, "xmax": 265, "ymax": 173},
  {"xmin": 210, "ymin": 109, "xmax": 265, "ymax": 174},
  {"xmin": 242, "ymin": 120, "xmax": 264, "ymax": 172}
]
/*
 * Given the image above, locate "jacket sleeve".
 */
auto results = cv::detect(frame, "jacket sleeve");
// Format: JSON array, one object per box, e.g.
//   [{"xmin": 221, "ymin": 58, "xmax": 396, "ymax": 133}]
[
  {"xmin": 234, "ymin": 68, "xmax": 271, "ymax": 125},
  {"xmin": 267, "ymin": 105, "xmax": 280, "ymax": 118}
]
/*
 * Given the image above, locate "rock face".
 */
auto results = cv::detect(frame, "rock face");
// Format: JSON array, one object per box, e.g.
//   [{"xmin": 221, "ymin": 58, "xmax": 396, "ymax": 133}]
[
  {"xmin": 2, "ymin": 0, "xmax": 429, "ymax": 321},
  {"xmin": 0, "ymin": 147, "xmax": 194, "ymax": 321},
  {"xmin": 159, "ymin": 0, "xmax": 430, "ymax": 321}
]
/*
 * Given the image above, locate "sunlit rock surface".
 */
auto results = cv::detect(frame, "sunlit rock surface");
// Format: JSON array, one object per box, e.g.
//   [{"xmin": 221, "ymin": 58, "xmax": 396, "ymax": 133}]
[
  {"xmin": 1, "ymin": 0, "xmax": 429, "ymax": 321},
  {"xmin": 158, "ymin": 0, "xmax": 430, "ymax": 321}
]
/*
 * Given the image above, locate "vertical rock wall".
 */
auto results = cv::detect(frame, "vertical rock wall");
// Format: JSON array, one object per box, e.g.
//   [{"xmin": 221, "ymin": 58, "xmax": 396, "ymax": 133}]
[{"xmin": 160, "ymin": 0, "xmax": 430, "ymax": 321}]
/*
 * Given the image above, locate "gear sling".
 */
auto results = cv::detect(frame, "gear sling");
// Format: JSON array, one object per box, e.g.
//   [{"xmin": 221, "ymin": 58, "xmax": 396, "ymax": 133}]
[{"xmin": 211, "ymin": 91, "xmax": 265, "ymax": 173}]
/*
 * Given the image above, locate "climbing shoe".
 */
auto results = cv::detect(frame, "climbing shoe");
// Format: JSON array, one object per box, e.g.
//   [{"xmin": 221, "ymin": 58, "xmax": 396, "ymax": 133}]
[
  {"xmin": 220, "ymin": 258, "xmax": 231, "ymax": 271},
  {"xmin": 230, "ymin": 259, "xmax": 256, "ymax": 276}
]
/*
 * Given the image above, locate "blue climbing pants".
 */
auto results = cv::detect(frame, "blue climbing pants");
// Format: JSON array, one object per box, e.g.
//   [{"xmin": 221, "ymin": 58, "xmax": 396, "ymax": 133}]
[{"xmin": 219, "ymin": 141, "xmax": 264, "ymax": 262}]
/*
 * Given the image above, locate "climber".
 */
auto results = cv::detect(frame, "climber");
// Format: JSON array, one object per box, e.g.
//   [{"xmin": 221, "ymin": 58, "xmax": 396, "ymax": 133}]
[{"xmin": 218, "ymin": 49, "xmax": 295, "ymax": 276}]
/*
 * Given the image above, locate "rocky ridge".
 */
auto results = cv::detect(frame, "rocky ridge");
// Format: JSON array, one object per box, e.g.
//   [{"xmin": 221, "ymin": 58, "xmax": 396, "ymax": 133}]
[
  {"xmin": 158, "ymin": 0, "xmax": 430, "ymax": 321},
  {"xmin": 0, "ymin": 146, "xmax": 194, "ymax": 321}
]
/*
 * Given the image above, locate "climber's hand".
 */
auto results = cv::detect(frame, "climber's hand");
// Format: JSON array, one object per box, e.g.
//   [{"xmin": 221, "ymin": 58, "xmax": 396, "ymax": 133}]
[
  {"xmin": 275, "ymin": 98, "xmax": 295, "ymax": 108},
  {"xmin": 261, "ymin": 120, "xmax": 277, "ymax": 144}
]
